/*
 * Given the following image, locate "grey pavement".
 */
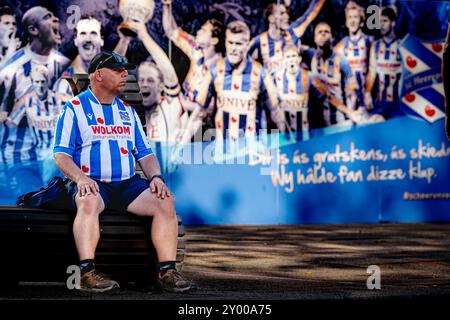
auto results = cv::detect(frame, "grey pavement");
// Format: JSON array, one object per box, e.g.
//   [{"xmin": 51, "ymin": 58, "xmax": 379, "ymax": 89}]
[{"xmin": 1, "ymin": 223, "xmax": 449, "ymax": 300}]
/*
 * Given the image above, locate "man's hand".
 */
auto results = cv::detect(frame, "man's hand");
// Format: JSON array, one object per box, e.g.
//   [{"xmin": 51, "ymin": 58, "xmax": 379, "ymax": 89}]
[
  {"xmin": 126, "ymin": 21, "xmax": 149, "ymax": 40},
  {"xmin": 349, "ymin": 108, "xmax": 367, "ymax": 124},
  {"xmin": 150, "ymin": 177, "xmax": 172, "ymax": 199},
  {"xmin": 117, "ymin": 27, "xmax": 132, "ymax": 42},
  {"xmin": 0, "ymin": 111, "xmax": 7, "ymax": 123},
  {"xmin": 77, "ymin": 175, "xmax": 99, "ymax": 197},
  {"xmin": 364, "ymin": 92, "xmax": 374, "ymax": 111},
  {"xmin": 6, "ymin": 36, "xmax": 21, "ymax": 57}
]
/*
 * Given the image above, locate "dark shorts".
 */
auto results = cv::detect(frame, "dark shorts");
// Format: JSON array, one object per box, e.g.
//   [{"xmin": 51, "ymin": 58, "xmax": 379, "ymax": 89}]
[{"xmin": 68, "ymin": 174, "xmax": 150, "ymax": 213}]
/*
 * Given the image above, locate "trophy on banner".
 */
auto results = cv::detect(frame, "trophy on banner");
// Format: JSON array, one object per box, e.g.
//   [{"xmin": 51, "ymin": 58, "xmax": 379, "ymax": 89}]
[{"xmin": 118, "ymin": 0, "xmax": 155, "ymax": 37}]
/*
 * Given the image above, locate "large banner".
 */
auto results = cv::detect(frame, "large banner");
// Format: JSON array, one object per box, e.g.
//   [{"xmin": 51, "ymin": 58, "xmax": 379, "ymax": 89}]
[
  {"xmin": 0, "ymin": 0, "xmax": 449, "ymax": 224},
  {"xmin": 171, "ymin": 116, "xmax": 450, "ymax": 224}
]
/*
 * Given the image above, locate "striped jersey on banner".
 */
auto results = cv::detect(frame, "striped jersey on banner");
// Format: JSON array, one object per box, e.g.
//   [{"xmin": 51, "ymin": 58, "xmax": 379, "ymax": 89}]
[
  {"xmin": 0, "ymin": 121, "xmax": 37, "ymax": 165},
  {"xmin": 248, "ymin": 0, "xmax": 325, "ymax": 75},
  {"xmin": 0, "ymin": 45, "xmax": 70, "ymax": 104},
  {"xmin": 399, "ymin": 34, "xmax": 446, "ymax": 123},
  {"xmin": 53, "ymin": 56, "xmax": 88, "ymax": 97},
  {"xmin": 275, "ymin": 68, "xmax": 311, "ymax": 140},
  {"xmin": 366, "ymin": 37, "xmax": 402, "ymax": 105},
  {"xmin": 9, "ymin": 90, "xmax": 67, "ymax": 159},
  {"xmin": 53, "ymin": 88, "xmax": 153, "ymax": 182},
  {"xmin": 311, "ymin": 51, "xmax": 358, "ymax": 126},
  {"xmin": 170, "ymin": 28, "xmax": 221, "ymax": 103},
  {"xmin": 196, "ymin": 57, "xmax": 278, "ymax": 140},
  {"xmin": 335, "ymin": 34, "xmax": 372, "ymax": 103}
]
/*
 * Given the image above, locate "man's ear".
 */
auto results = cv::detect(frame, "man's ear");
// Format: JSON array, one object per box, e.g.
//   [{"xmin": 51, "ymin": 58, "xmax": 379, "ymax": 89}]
[
  {"xmin": 268, "ymin": 14, "xmax": 275, "ymax": 24},
  {"xmin": 27, "ymin": 24, "xmax": 39, "ymax": 37},
  {"xmin": 94, "ymin": 70, "xmax": 103, "ymax": 82},
  {"xmin": 211, "ymin": 37, "xmax": 219, "ymax": 46}
]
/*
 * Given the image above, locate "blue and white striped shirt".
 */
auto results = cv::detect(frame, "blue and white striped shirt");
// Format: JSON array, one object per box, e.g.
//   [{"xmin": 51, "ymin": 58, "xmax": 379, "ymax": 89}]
[{"xmin": 53, "ymin": 87, "xmax": 153, "ymax": 182}]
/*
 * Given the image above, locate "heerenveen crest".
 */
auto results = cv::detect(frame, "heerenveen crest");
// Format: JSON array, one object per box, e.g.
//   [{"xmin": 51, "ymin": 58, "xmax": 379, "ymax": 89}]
[{"xmin": 399, "ymin": 34, "xmax": 446, "ymax": 123}]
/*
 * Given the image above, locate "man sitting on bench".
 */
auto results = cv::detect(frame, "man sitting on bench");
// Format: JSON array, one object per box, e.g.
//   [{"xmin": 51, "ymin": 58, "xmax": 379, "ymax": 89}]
[{"xmin": 53, "ymin": 51, "xmax": 196, "ymax": 293}]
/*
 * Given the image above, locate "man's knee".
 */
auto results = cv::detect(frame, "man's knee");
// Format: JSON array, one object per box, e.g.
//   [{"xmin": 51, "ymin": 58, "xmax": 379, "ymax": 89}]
[
  {"xmin": 154, "ymin": 197, "xmax": 176, "ymax": 220},
  {"xmin": 76, "ymin": 194, "xmax": 104, "ymax": 216}
]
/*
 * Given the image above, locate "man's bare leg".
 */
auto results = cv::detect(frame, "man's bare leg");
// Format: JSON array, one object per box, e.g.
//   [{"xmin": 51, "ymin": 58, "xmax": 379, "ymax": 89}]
[
  {"xmin": 73, "ymin": 193, "xmax": 105, "ymax": 260},
  {"xmin": 127, "ymin": 188, "xmax": 178, "ymax": 262}
]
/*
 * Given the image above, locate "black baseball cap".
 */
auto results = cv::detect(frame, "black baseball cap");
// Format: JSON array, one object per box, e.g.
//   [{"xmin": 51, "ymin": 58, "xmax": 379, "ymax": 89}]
[{"xmin": 88, "ymin": 51, "xmax": 135, "ymax": 74}]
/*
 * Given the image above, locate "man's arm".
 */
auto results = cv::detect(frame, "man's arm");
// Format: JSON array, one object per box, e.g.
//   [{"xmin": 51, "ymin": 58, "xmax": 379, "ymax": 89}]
[
  {"xmin": 193, "ymin": 65, "xmax": 214, "ymax": 109},
  {"xmin": 139, "ymin": 154, "xmax": 171, "ymax": 199},
  {"xmin": 131, "ymin": 107, "xmax": 171, "ymax": 198},
  {"xmin": 4, "ymin": 96, "xmax": 26, "ymax": 125},
  {"xmin": 53, "ymin": 103, "xmax": 99, "ymax": 196},
  {"xmin": 161, "ymin": 0, "xmax": 196, "ymax": 60},
  {"xmin": 364, "ymin": 42, "xmax": 377, "ymax": 110},
  {"xmin": 288, "ymin": 0, "xmax": 326, "ymax": 40},
  {"xmin": 345, "ymin": 90, "xmax": 358, "ymax": 111},
  {"xmin": 54, "ymin": 153, "xmax": 99, "ymax": 197},
  {"xmin": 130, "ymin": 21, "xmax": 179, "ymax": 93},
  {"xmin": 162, "ymin": 0, "xmax": 179, "ymax": 39},
  {"xmin": 113, "ymin": 30, "xmax": 132, "ymax": 56},
  {"xmin": 325, "ymin": 57, "xmax": 363, "ymax": 123},
  {"xmin": 54, "ymin": 153, "xmax": 84, "ymax": 182},
  {"xmin": 138, "ymin": 154, "xmax": 161, "ymax": 180}
]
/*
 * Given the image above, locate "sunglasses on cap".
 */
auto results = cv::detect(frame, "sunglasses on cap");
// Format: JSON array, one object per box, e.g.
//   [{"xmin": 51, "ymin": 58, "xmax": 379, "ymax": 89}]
[{"xmin": 89, "ymin": 51, "xmax": 135, "ymax": 73}]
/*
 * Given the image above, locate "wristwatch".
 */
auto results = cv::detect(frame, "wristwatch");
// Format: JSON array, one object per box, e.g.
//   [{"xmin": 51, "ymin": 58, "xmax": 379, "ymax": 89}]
[{"xmin": 149, "ymin": 174, "xmax": 165, "ymax": 184}]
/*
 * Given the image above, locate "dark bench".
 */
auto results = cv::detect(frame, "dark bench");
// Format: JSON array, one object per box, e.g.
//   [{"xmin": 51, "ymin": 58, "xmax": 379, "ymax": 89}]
[
  {"xmin": 0, "ymin": 206, "xmax": 185, "ymax": 289},
  {"xmin": 0, "ymin": 73, "xmax": 185, "ymax": 289}
]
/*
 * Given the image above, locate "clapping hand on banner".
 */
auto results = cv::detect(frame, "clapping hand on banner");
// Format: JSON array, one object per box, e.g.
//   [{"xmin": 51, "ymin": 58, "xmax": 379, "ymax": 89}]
[
  {"xmin": 0, "ymin": 111, "xmax": 7, "ymax": 123},
  {"xmin": 5, "ymin": 31, "xmax": 21, "ymax": 59},
  {"xmin": 364, "ymin": 92, "xmax": 374, "ymax": 111}
]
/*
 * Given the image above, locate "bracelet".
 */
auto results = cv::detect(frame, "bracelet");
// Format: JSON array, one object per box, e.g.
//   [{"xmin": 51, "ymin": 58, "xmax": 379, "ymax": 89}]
[{"xmin": 149, "ymin": 174, "xmax": 165, "ymax": 184}]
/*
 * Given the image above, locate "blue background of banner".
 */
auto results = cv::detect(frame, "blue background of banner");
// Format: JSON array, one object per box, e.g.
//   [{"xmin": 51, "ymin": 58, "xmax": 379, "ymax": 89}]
[{"xmin": 171, "ymin": 117, "xmax": 450, "ymax": 224}]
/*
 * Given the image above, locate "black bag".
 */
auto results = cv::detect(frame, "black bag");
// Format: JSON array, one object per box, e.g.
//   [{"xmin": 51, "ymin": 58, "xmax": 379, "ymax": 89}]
[{"xmin": 16, "ymin": 176, "xmax": 73, "ymax": 211}]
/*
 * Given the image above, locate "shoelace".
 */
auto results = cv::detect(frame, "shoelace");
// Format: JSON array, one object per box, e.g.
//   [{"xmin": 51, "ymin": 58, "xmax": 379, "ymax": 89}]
[
  {"xmin": 91, "ymin": 271, "xmax": 110, "ymax": 282},
  {"xmin": 164, "ymin": 270, "xmax": 186, "ymax": 284}
]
